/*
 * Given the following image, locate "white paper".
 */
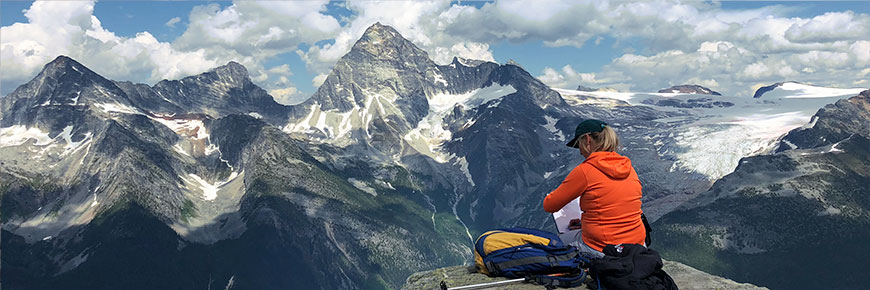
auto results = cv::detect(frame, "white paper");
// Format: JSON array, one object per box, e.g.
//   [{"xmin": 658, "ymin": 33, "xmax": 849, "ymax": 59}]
[{"xmin": 553, "ymin": 197, "xmax": 583, "ymax": 234}]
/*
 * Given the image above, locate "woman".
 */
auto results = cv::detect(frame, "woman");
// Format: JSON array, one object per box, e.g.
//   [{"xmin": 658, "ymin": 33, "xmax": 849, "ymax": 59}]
[{"xmin": 543, "ymin": 119, "xmax": 646, "ymax": 258}]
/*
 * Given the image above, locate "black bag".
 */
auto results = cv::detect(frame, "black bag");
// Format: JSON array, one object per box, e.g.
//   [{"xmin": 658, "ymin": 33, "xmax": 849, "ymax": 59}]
[{"xmin": 588, "ymin": 244, "xmax": 678, "ymax": 290}]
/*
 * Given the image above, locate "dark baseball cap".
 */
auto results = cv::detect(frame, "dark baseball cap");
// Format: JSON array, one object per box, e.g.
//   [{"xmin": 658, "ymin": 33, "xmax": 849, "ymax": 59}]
[{"xmin": 566, "ymin": 119, "xmax": 607, "ymax": 148}]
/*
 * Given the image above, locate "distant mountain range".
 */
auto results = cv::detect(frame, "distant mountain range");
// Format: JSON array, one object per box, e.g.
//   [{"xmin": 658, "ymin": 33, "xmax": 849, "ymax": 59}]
[
  {"xmin": 654, "ymin": 90, "xmax": 870, "ymax": 289},
  {"xmin": 1, "ymin": 23, "xmax": 867, "ymax": 289}
]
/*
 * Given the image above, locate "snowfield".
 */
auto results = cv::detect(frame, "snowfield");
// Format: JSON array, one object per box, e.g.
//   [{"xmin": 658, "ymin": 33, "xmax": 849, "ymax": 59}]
[{"xmin": 555, "ymin": 83, "xmax": 865, "ymax": 180}]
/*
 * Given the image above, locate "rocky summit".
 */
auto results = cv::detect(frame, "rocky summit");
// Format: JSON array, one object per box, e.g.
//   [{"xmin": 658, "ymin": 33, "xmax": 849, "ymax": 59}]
[{"xmin": 403, "ymin": 260, "xmax": 767, "ymax": 290}]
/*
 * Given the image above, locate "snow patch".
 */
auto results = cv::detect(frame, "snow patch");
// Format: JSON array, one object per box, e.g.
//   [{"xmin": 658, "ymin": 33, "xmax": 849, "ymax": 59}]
[
  {"xmin": 819, "ymin": 206, "xmax": 842, "ymax": 216},
  {"xmin": 543, "ymin": 115, "xmax": 564, "ymax": 140},
  {"xmin": 285, "ymin": 103, "xmax": 357, "ymax": 140},
  {"xmin": 829, "ymin": 141, "xmax": 844, "ymax": 153},
  {"xmin": 150, "ymin": 117, "xmax": 208, "ymax": 140},
  {"xmin": 348, "ymin": 178, "xmax": 378, "ymax": 196},
  {"xmin": 0, "ymin": 125, "xmax": 53, "ymax": 147},
  {"xmin": 93, "ymin": 102, "xmax": 140, "ymax": 115},
  {"xmin": 433, "ymin": 71, "xmax": 448, "ymax": 86},
  {"xmin": 90, "ymin": 192, "xmax": 99, "ymax": 208},
  {"xmin": 404, "ymin": 84, "xmax": 516, "ymax": 162},
  {"xmin": 204, "ymin": 143, "xmax": 220, "ymax": 155},
  {"xmin": 455, "ymin": 156, "xmax": 475, "ymax": 186},
  {"xmin": 181, "ymin": 172, "xmax": 241, "ymax": 201},
  {"xmin": 173, "ymin": 143, "xmax": 190, "ymax": 157},
  {"xmin": 57, "ymin": 126, "xmax": 93, "ymax": 156},
  {"xmin": 247, "ymin": 112, "xmax": 263, "ymax": 119}
]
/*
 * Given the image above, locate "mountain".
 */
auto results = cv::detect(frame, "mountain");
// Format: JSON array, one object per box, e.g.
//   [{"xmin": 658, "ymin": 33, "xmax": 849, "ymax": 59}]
[
  {"xmin": 653, "ymin": 90, "xmax": 870, "ymax": 289},
  {"xmin": 3, "ymin": 22, "xmax": 868, "ymax": 290},
  {"xmin": 657, "ymin": 84, "xmax": 721, "ymax": 95},
  {"xmin": 1, "ymin": 53, "xmax": 469, "ymax": 289}
]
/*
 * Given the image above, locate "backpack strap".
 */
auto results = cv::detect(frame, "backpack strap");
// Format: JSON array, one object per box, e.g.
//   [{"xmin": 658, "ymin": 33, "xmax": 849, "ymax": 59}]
[
  {"xmin": 527, "ymin": 271, "xmax": 587, "ymax": 289},
  {"xmin": 641, "ymin": 213, "xmax": 652, "ymax": 247},
  {"xmin": 484, "ymin": 251, "xmax": 579, "ymax": 275}
]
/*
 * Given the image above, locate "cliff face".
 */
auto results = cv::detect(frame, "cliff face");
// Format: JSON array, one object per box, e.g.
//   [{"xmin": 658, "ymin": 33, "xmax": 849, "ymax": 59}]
[{"xmin": 403, "ymin": 260, "xmax": 767, "ymax": 290}]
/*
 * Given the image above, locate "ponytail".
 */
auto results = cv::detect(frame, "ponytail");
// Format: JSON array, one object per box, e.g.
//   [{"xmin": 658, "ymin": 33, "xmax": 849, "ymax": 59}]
[{"xmin": 581, "ymin": 126, "xmax": 620, "ymax": 153}]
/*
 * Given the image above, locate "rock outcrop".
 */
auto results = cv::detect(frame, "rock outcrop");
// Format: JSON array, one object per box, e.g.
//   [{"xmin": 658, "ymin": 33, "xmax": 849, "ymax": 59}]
[
  {"xmin": 658, "ymin": 84, "xmax": 721, "ymax": 95},
  {"xmin": 403, "ymin": 260, "xmax": 767, "ymax": 289}
]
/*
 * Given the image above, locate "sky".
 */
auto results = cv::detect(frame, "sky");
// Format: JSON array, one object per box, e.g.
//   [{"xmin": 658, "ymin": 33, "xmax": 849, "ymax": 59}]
[{"xmin": 1, "ymin": 0, "xmax": 868, "ymax": 104}]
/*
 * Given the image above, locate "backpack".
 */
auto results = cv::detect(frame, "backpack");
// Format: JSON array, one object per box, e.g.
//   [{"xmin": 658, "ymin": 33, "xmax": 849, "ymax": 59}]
[
  {"xmin": 473, "ymin": 228, "xmax": 589, "ymax": 279},
  {"xmin": 588, "ymin": 244, "xmax": 678, "ymax": 290}
]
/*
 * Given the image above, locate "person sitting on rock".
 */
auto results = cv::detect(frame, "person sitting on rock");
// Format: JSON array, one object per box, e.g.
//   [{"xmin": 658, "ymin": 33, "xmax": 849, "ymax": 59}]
[{"xmin": 543, "ymin": 119, "xmax": 646, "ymax": 258}]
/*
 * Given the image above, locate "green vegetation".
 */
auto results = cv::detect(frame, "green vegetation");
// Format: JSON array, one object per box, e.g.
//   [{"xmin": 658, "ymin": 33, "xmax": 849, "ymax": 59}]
[
  {"xmin": 363, "ymin": 275, "xmax": 391, "ymax": 290},
  {"xmin": 180, "ymin": 199, "xmax": 197, "ymax": 223}
]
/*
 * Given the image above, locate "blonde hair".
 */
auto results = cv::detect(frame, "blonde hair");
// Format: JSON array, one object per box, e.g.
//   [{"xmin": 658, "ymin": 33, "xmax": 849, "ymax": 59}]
[{"xmin": 579, "ymin": 126, "xmax": 620, "ymax": 153}]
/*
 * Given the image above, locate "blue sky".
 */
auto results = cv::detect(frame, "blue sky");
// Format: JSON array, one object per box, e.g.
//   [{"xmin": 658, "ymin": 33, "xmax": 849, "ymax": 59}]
[{"xmin": 2, "ymin": 1, "xmax": 869, "ymax": 102}]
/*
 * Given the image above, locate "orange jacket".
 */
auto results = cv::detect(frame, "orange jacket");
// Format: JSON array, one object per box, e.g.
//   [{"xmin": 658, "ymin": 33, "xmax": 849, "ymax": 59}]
[{"xmin": 543, "ymin": 151, "xmax": 645, "ymax": 252}]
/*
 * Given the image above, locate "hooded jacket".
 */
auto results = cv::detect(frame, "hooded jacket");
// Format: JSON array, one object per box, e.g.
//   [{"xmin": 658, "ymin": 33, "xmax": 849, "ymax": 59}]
[{"xmin": 543, "ymin": 151, "xmax": 645, "ymax": 252}]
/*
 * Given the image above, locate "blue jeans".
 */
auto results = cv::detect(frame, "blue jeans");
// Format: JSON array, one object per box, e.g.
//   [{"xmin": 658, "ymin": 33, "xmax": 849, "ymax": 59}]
[
  {"xmin": 560, "ymin": 229, "xmax": 647, "ymax": 259},
  {"xmin": 559, "ymin": 229, "xmax": 605, "ymax": 259}
]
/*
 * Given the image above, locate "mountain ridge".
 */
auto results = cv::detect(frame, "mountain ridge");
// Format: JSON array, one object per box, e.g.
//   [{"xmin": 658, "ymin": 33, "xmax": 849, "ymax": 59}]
[{"xmin": 3, "ymin": 22, "xmax": 869, "ymax": 290}]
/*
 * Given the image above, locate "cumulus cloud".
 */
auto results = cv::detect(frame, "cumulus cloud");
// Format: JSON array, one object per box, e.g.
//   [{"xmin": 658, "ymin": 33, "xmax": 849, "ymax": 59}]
[
  {"xmin": 269, "ymin": 87, "xmax": 307, "ymax": 105},
  {"xmin": 4, "ymin": 0, "xmax": 868, "ymax": 99},
  {"xmin": 0, "ymin": 1, "xmax": 221, "ymax": 95},
  {"xmin": 546, "ymin": 36, "xmax": 868, "ymax": 96},
  {"xmin": 785, "ymin": 11, "xmax": 870, "ymax": 43},
  {"xmin": 515, "ymin": 1, "xmax": 870, "ymax": 95},
  {"xmin": 538, "ymin": 65, "xmax": 598, "ymax": 90},
  {"xmin": 430, "ymin": 42, "xmax": 495, "ymax": 65},
  {"xmin": 1, "ymin": 0, "xmax": 345, "ymax": 105}
]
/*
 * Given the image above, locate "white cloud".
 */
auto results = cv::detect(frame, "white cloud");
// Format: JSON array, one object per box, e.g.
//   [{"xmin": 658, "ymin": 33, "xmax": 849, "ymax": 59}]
[
  {"xmin": 3, "ymin": 0, "xmax": 868, "ymax": 100},
  {"xmin": 269, "ymin": 87, "xmax": 307, "ymax": 105},
  {"xmin": 430, "ymin": 42, "xmax": 495, "ymax": 65},
  {"xmin": 312, "ymin": 73, "xmax": 328, "ymax": 88},
  {"xmin": 537, "ymin": 65, "xmax": 597, "ymax": 90},
  {"xmin": 1, "ymin": 0, "xmax": 339, "ymax": 103},
  {"xmin": 165, "ymin": 17, "xmax": 181, "ymax": 28},
  {"xmin": 171, "ymin": 1, "xmax": 340, "ymax": 100},
  {"xmin": 1, "ymin": 1, "xmax": 221, "ymax": 95},
  {"xmin": 785, "ymin": 11, "xmax": 870, "ymax": 43},
  {"xmin": 515, "ymin": 1, "xmax": 870, "ymax": 95},
  {"xmin": 266, "ymin": 64, "xmax": 292, "ymax": 76}
]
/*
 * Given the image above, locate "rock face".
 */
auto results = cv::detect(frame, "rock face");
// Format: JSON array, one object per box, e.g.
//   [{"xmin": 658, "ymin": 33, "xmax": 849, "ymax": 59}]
[
  {"xmin": 776, "ymin": 89, "xmax": 870, "ymax": 151},
  {"xmin": 753, "ymin": 82, "xmax": 787, "ymax": 98},
  {"xmin": 640, "ymin": 97, "xmax": 734, "ymax": 108},
  {"xmin": 658, "ymin": 84, "xmax": 721, "ymax": 95},
  {"xmin": 576, "ymin": 85, "xmax": 596, "ymax": 92},
  {"xmin": 402, "ymin": 260, "xmax": 767, "ymax": 290}
]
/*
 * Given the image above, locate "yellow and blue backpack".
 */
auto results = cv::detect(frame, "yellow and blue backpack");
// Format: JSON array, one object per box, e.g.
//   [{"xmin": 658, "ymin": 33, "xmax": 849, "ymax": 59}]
[{"xmin": 473, "ymin": 228, "xmax": 590, "ymax": 280}]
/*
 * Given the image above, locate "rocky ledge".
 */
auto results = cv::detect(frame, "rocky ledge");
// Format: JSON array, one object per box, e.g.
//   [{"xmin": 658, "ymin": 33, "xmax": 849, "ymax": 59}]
[{"xmin": 402, "ymin": 260, "xmax": 767, "ymax": 290}]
